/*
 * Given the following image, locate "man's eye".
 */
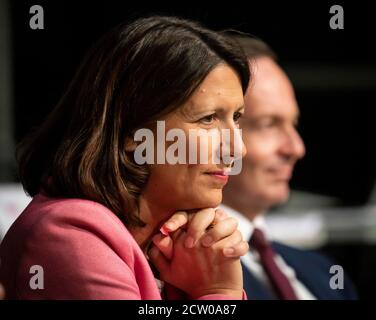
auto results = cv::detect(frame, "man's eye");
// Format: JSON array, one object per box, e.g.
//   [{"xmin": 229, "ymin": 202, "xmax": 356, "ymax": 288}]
[
  {"xmin": 233, "ymin": 111, "xmax": 243, "ymax": 123},
  {"xmin": 200, "ymin": 114, "xmax": 216, "ymax": 124},
  {"xmin": 262, "ymin": 120, "xmax": 274, "ymax": 127},
  {"xmin": 257, "ymin": 118, "xmax": 276, "ymax": 129}
]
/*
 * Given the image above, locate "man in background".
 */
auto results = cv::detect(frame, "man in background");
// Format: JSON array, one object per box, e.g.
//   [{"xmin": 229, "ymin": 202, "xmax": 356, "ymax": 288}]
[{"xmin": 222, "ymin": 35, "xmax": 357, "ymax": 299}]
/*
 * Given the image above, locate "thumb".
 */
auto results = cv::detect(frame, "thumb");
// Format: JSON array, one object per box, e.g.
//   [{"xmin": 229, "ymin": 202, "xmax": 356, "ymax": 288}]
[{"xmin": 148, "ymin": 244, "xmax": 170, "ymax": 279}]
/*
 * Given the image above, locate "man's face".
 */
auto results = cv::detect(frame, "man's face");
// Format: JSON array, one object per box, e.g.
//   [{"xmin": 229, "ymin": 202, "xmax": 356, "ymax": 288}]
[{"xmin": 226, "ymin": 57, "xmax": 305, "ymax": 211}]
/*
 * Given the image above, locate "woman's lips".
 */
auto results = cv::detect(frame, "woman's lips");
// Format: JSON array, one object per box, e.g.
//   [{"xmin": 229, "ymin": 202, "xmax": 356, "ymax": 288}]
[{"xmin": 204, "ymin": 171, "xmax": 229, "ymax": 183}]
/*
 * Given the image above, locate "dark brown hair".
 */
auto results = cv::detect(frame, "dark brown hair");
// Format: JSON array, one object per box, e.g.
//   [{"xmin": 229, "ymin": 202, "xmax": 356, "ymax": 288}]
[{"xmin": 16, "ymin": 16, "xmax": 250, "ymax": 227}]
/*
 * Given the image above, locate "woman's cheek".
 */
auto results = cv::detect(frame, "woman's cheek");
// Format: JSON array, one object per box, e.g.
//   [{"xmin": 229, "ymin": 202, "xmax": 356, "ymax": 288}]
[{"xmin": 187, "ymin": 128, "xmax": 222, "ymax": 165}]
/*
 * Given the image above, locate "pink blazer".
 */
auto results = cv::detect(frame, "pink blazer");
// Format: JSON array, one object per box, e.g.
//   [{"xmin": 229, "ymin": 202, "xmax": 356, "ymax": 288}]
[{"xmin": 0, "ymin": 192, "xmax": 244, "ymax": 300}]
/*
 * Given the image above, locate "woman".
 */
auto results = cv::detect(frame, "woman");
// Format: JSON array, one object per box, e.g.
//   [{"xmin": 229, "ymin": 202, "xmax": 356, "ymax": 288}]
[{"xmin": 0, "ymin": 16, "xmax": 250, "ymax": 299}]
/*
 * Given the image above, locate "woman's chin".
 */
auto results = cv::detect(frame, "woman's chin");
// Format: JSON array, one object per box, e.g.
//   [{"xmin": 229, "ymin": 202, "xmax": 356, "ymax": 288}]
[{"xmin": 191, "ymin": 189, "xmax": 223, "ymax": 209}]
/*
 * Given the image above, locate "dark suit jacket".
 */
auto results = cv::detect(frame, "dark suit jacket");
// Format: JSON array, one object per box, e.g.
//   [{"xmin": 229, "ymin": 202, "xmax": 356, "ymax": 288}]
[{"xmin": 242, "ymin": 241, "xmax": 358, "ymax": 300}]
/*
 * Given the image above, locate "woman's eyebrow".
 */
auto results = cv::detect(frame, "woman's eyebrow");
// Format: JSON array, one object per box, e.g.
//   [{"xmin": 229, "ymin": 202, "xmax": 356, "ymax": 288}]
[
  {"xmin": 182, "ymin": 104, "xmax": 245, "ymax": 117},
  {"xmin": 213, "ymin": 105, "xmax": 245, "ymax": 113}
]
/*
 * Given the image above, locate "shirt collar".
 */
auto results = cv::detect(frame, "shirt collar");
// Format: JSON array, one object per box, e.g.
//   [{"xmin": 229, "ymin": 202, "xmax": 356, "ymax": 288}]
[{"xmin": 219, "ymin": 204, "xmax": 271, "ymax": 242}]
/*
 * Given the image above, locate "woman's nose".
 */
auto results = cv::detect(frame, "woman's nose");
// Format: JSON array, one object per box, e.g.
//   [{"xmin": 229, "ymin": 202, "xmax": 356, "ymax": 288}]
[
  {"xmin": 233, "ymin": 128, "xmax": 247, "ymax": 160},
  {"xmin": 220, "ymin": 126, "xmax": 246, "ymax": 164}
]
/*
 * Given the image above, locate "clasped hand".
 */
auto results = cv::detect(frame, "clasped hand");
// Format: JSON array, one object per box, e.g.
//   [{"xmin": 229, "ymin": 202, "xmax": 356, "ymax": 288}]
[{"xmin": 148, "ymin": 208, "xmax": 248, "ymax": 299}]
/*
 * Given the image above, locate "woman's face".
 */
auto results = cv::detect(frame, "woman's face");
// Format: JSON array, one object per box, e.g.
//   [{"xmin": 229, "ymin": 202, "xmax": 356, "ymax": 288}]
[{"xmin": 142, "ymin": 64, "xmax": 246, "ymax": 213}]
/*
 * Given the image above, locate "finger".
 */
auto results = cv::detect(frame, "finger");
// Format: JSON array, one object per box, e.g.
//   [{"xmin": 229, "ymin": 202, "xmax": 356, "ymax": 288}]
[
  {"xmin": 200, "ymin": 217, "xmax": 238, "ymax": 247},
  {"xmin": 160, "ymin": 211, "xmax": 188, "ymax": 235},
  {"xmin": 184, "ymin": 208, "xmax": 216, "ymax": 248},
  {"xmin": 170, "ymin": 227, "xmax": 185, "ymax": 241},
  {"xmin": 223, "ymin": 241, "xmax": 249, "ymax": 258},
  {"xmin": 211, "ymin": 208, "xmax": 229, "ymax": 225},
  {"xmin": 148, "ymin": 245, "xmax": 170, "ymax": 279},
  {"xmin": 152, "ymin": 233, "xmax": 174, "ymax": 260},
  {"xmin": 212, "ymin": 229, "xmax": 243, "ymax": 255}
]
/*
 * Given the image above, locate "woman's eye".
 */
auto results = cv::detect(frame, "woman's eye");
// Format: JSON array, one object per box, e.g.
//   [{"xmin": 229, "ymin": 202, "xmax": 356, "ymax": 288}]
[
  {"xmin": 233, "ymin": 111, "xmax": 243, "ymax": 123},
  {"xmin": 200, "ymin": 114, "xmax": 216, "ymax": 124}
]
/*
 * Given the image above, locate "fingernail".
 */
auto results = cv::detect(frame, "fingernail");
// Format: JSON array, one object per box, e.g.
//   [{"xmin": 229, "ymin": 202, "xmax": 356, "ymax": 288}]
[
  {"xmin": 185, "ymin": 236, "xmax": 195, "ymax": 248},
  {"xmin": 201, "ymin": 235, "xmax": 213, "ymax": 247},
  {"xmin": 164, "ymin": 221, "xmax": 175, "ymax": 231},
  {"xmin": 217, "ymin": 210, "xmax": 225, "ymax": 218},
  {"xmin": 160, "ymin": 226, "xmax": 170, "ymax": 236},
  {"xmin": 223, "ymin": 247, "xmax": 235, "ymax": 256}
]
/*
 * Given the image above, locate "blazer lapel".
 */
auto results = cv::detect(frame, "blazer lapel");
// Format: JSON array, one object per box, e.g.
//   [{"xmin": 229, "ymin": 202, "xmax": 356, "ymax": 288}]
[{"xmin": 272, "ymin": 242, "xmax": 337, "ymax": 299}]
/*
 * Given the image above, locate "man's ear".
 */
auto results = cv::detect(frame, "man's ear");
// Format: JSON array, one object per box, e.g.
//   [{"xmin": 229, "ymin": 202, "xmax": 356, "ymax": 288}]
[{"xmin": 125, "ymin": 137, "xmax": 138, "ymax": 152}]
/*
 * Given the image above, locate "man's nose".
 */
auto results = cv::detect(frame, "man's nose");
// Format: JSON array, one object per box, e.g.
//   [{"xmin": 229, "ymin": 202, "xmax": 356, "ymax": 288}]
[{"xmin": 280, "ymin": 127, "xmax": 306, "ymax": 160}]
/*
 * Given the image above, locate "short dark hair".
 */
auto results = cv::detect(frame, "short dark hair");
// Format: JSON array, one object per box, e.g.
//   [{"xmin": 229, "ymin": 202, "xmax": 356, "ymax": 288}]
[
  {"xmin": 226, "ymin": 31, "xmax": 277, "ymax": 61},
  {"xmin": 16, "ymin": 16, "xmax": 250, "ymax": 227}
]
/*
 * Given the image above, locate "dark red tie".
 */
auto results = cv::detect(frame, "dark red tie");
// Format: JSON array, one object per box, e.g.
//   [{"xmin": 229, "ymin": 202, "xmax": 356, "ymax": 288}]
[{"xmin": 250, "ymin": 228, "xmax": 298, "ymax": 300}]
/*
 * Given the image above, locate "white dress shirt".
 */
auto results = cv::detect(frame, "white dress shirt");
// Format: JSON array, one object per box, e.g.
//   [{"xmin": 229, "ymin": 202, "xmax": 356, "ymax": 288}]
[{"xmin": 220, "ymin": 204, "xmax": 317, "ymax": 300}]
